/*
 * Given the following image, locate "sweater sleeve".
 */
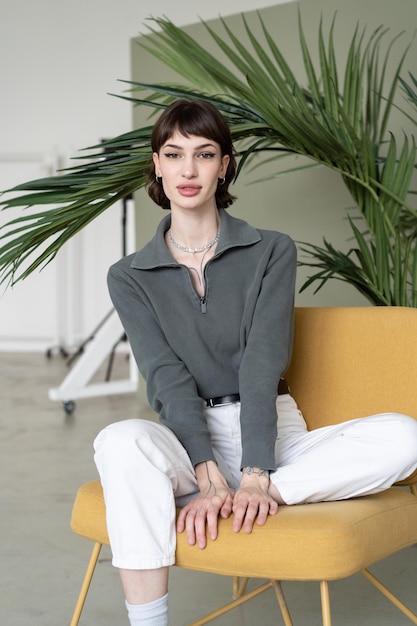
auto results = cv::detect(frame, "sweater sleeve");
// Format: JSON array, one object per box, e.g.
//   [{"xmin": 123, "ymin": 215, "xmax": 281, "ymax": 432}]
[
  {"xmin": 238, "ymin": 234, "xmax": 297, "ymax": 470},
  {"xmin": 107, "ymin": 260, "xmax": 216, "ymax": 467}
]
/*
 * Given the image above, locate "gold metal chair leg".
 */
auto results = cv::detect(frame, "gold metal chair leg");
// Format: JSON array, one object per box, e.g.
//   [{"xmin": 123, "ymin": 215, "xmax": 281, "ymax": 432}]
[
  {"xmin": 188, "ymin": 581, "xmax": 273, "ymax": 626},
  {"xmin": 190, "ymin": 579, "xmax": 295, "ymax": 626},
  {"xmin": 272, "ymin": 581, "xmax": 294, "ymax": 626},
  {"xmin": 69, "ymin": 541, "xmax": 102, "ymax": 626},
  {"xmin": 410, "ymin": 484, "xmax": 417, "ymax": 497},
  {"xmin": 232, "ymin": 576, "xmax": 249, "ymax": 599},
  {"xmin": 320, "ymin": 581, "xmax": 332, "ymax": 626},
  {"xmin": 361, "ymin": 568, "xmax": 417, "ymax": 625}
]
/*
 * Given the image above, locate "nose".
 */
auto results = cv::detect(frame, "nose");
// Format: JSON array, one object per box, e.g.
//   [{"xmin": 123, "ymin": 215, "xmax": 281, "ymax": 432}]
[{"xmin": 182, "ymin": 155, "xmax": 197, "ymax": 178}]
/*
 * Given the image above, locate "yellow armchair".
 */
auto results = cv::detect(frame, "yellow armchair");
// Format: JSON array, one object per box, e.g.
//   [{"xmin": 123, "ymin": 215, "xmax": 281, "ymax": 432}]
[{"xmin": 70, "ymin": 307, "xmax": 417, "ymax": 626}]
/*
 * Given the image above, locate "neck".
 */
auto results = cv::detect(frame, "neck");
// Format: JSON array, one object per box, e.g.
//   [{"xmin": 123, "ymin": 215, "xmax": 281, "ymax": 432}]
[{"xmin": 169, "ymin": 208, "xmax": 220, "ymax": 249}]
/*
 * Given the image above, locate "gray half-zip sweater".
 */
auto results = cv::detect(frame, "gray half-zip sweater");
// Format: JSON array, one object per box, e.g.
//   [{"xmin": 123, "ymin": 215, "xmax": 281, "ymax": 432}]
[{"xmin": 107, "ymin": 209, "xmax": 297, "ymax": 470}]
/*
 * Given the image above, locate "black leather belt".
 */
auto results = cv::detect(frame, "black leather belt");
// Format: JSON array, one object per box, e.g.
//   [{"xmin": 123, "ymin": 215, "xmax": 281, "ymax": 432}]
[
  {"xmin": 205, "ymin": 378, "xmax": 289, "ymax": 407},
  {"xmin": 206, "ymin": 393, "xmax": 240, "ymax": 407}
]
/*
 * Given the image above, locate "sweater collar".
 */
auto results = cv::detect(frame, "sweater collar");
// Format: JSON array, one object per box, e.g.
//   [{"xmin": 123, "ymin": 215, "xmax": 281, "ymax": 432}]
[{"xmin": 130, "ymin": 209, "xmax": 262, "ymax": 270}]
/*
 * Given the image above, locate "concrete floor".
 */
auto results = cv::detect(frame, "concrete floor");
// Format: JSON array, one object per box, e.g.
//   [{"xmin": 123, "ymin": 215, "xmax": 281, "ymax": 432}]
[{"xmin": 1, "ymin": 350, "xmax": 417, "ymax": 626}]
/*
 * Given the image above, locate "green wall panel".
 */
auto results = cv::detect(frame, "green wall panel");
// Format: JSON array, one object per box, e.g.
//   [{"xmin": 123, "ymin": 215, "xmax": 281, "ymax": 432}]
[{"xmin": 131, "ymin": 0, "xmax": 417, "ymax": 306}]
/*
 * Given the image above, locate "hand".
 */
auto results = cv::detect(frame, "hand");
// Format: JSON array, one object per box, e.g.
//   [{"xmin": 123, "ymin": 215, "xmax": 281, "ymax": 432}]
[
  {"xmin": 177, "ymin": 461, "xmax": 233, "ymax": 549},
  {"xmin": 232, "ymin": 469, "xmax": 278, "ymax": 534}
]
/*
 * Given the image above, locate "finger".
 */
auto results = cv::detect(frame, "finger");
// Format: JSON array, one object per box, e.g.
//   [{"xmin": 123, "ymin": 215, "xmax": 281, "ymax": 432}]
[
  {"xmin": 203, "ymin": 496, "xmax": 226, "ymax": 542},
  {"xmin": 220, "ymin": 496, "xmax": 233, "ymax": 519},
  {"xmin": 176, "ymin": 506, "xmax": 189, "ymax": 533},
  {"xmin": 251, "ymin": 499, "xmax": 270, "ymax": 528},
  {"xmin": 194, "ymin": 510, "xmax": 209, "ymax": 549},
  {"xmin": 184, "ymin": 510, "xmax": 198, "ymax": 546},
  {"xmin": 232, "ymin": 499, "xmax": 248, "ymax": 532},
  {"xmin": 205, "ymin": 506, "xmax": 219, "ymax": 541},
  {"xmin": 268, "ymin": 499, "xmax": 279, "ymax": 517},
  {"xmin": 241, "ymin": 500, "xmax": 260, "ymax": 533}
]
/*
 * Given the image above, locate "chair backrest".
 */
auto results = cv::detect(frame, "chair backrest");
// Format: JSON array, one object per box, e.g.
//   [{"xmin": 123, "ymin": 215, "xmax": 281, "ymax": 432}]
[{"xmin": 285, "ymin": 307, "xmax": 417, "ymax": 431}]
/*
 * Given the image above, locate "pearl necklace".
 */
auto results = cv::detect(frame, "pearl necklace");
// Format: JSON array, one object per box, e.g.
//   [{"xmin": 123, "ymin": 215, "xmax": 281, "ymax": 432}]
[{"xmin": 167, "ymin": 229, "xmax": 220, "ymax": 254}]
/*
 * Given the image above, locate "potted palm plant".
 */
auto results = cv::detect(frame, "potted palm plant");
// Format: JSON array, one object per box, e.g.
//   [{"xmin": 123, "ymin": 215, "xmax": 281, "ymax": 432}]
[{"xmin": 1, "ymin": 12, "xmax": 416, "ymax": 304}]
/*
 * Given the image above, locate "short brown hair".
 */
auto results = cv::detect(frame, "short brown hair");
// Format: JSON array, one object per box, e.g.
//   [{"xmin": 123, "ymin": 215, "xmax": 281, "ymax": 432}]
[{"xmin": 146, "ymin": 99, "xmax": 237, "ymax": 210}]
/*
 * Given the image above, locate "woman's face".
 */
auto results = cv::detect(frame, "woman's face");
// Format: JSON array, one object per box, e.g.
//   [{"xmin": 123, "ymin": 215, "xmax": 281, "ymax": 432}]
[{"xmin": 153, "ymin": 130, "xmax": 229, "ymax": 214}]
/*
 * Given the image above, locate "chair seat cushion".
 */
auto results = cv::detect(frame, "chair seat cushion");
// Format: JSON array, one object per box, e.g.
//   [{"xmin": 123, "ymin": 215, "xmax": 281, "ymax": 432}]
[{"xmin": 71, "ymin": 480, "xmax": 417, "ymax": 581}]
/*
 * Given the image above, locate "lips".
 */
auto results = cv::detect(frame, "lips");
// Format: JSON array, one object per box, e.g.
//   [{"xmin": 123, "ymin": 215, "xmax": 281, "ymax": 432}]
[{"xmin": 177, "ymin": 184, "xmax": 201, "ymax": 196}]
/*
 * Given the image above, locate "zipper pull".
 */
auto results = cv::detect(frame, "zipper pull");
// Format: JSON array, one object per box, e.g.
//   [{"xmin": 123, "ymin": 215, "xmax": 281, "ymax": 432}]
[{"xmin": 200, "ymin": 297, "xmax": 207, "ymax": 314}]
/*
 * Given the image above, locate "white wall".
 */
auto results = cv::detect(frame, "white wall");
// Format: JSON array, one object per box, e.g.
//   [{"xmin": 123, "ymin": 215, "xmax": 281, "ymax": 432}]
[{"xmin": 0, "ymin": 0, "xmax": 294, "ymax": 351}]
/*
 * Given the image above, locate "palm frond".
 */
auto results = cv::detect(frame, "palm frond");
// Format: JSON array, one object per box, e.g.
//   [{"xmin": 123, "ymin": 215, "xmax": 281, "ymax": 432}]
[{"xmin": 0, "ymin": 10, "xmax": 415, "ymax": 304}]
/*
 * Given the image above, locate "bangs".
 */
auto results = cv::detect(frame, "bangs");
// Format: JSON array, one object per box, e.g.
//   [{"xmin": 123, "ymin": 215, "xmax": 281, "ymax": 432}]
[{"xmin": 152, "ymin": 101, "xmax": 227, "ymax": 152}]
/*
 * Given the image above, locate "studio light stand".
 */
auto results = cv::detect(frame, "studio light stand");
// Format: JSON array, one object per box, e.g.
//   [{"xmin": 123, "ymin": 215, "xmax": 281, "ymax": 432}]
[{"xmin": 48, "ymin": 191, "xmax": 138, "ymax": 414}]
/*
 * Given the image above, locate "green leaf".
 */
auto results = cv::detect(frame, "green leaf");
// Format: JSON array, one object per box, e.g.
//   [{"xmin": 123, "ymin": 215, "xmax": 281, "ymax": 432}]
[{"xmin": 0, "ymin": 9, "xmax": 415, "ymax": 299}]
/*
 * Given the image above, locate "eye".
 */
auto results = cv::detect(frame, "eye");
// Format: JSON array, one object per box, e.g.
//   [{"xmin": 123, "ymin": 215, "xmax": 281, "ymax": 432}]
[
  {"xmin": 164, "ymin": 152, "xmax": 180, "ymax": 159},
  {"xmin": 199, "ymin": 152, "xmax": 215, "ymax": 159}
]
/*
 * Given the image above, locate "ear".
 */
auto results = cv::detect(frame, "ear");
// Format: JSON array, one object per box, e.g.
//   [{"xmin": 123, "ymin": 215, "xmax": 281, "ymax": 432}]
[
  {"xmin": 152, "ymin": 152, "xmax": 161, "ymax": 177},
  {"xmin": 220, "ymin": 154, "xmax": 230, "ymax": 178}
]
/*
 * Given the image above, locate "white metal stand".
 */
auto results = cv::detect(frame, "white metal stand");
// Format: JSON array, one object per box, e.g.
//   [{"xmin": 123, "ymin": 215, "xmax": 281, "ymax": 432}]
[
  {"xmin": 48, "ymin": 308, "xmax": 138, "ymax": 412},
  {"xmin": 48, "ymin": 196, "xmax": 139, "ymax": 413}
]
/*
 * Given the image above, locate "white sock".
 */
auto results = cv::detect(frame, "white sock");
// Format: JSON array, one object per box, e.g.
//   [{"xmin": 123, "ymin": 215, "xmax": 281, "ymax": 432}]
[{"xmin": 125, "ymin": 593, "xmax": 169, "ymax": 626}]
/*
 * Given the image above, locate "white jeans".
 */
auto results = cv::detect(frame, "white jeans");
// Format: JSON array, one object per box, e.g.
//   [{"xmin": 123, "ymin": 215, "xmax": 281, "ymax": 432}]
[{"xmin": 93, "ymin": 395, "xmax": 417, "ymax": 570}]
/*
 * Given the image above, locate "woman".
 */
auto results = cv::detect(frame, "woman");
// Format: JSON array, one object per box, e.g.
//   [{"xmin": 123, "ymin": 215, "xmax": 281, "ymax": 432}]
[{"xmin": 94, "ymin": 99, "xmax": 417, "ymax": 626}]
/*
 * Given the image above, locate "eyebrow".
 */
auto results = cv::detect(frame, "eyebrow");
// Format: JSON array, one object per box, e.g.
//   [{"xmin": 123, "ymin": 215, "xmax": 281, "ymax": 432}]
[{"xmin": 163, "ymin": 142, "xmax": 216, "ymax": 150}]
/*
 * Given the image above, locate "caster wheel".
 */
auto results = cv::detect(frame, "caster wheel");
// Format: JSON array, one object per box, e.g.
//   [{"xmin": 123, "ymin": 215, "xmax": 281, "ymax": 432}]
[
  {"xmin": 63, "ymin": 400, "xmax": 75, "ymax": 415},
  {"xmin": 46, "ymin": 346, "xmax": 69, "ymax": 359}
]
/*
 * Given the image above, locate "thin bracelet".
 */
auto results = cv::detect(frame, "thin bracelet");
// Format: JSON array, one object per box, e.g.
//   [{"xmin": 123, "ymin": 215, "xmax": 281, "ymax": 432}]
[{"xmin": 242, "ymin": 466, "xmax": 270, "ymax": 478}]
